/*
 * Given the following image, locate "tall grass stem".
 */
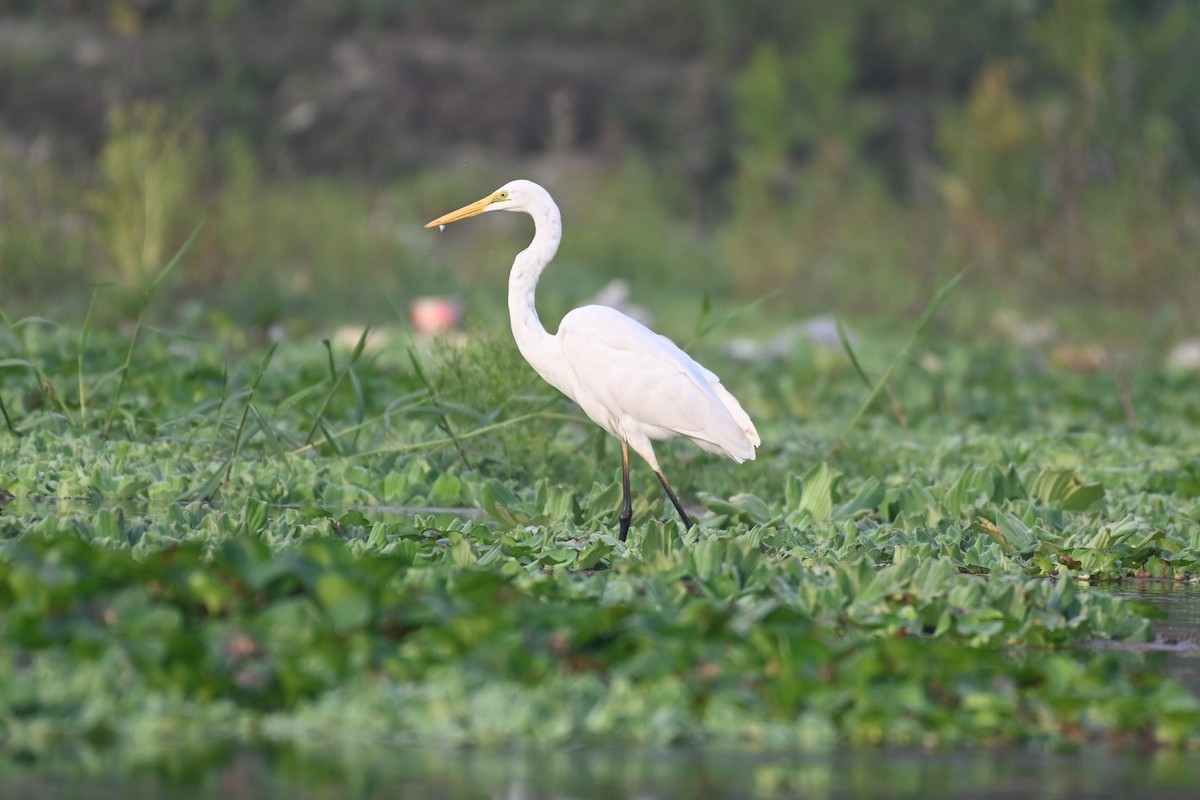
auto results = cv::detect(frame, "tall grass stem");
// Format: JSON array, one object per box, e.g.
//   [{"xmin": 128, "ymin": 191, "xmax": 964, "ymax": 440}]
[
  {"xmin": 824, "ymin": 270, "xmax": 965, "ymax": 460},
  {"xmin": 101, "ymin": 222, "xmax": 202, "ymax": 437}
]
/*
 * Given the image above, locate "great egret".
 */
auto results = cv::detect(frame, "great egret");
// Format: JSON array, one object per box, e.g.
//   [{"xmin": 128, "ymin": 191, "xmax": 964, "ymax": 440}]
[{"xmin": 426, "ymin": 180, "xmax": 759, "ymax": 541}]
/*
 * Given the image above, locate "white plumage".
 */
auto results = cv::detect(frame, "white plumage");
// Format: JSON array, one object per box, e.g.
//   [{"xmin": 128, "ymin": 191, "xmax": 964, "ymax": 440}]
[{"xmin": 427, "ymin": 179, "xmax": 759, "ymax": 540}]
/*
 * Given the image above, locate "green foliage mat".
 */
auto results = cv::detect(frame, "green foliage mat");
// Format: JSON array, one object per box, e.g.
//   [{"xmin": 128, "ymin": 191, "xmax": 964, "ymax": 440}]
[{"xmin": 1, "ymin": 319, "xmax": 1200, "ymax": 764}]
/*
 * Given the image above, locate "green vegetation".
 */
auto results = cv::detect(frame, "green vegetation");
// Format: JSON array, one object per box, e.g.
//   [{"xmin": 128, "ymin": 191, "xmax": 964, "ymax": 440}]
[
  {"xmin": 1, "ymin": 0, "xmax": 1199, "ymax": 786},
  {"xmin": 1, "ymin": 275, "xmax": 1199, "ymax": 767}
]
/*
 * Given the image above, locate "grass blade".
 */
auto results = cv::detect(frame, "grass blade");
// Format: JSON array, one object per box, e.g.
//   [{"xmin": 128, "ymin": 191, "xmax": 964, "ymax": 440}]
[
  {"xmin": 0, "ymin": 308, "xmax": 74, "ymax": 424},
  {"xmin": 0, "ymin": 393, "xmax": 18, "ymax": 436},
  {"xmin": 77, "ymin": 284, "xmax": 105, "ymax": 424},
  {"xmin": 102, "ymin": 222, "xmax": 203, "ymax": 437},
  {"xmin": 225, "ymin": 346, "xmax": 279, "ymax": 477},
  {"xmin": 303, "ymin": 328, "xmax": 371, "ymax": 447},
  {"xmin": 286, "ymin": 390, "xmax": 430, "ymax": 457},
  {"xmin": 351, "ymin": 410, "xmax": 578, "ymax": 459},
  {"xmin": 836, "ymin": 316, "xmax": 873, "ymax": 390},
  {"xmin": 180, "ymin": 342, "xmax": 277, "ymax": 502},
  {"xmin": 406, "ymin": 346, "xmax": 472, "ymax": 468},
  {"xmin": 823, "ymin": 270, "xmax": 965, "ymax": 461},
  {"xmin": 684, "ymin": 292, "xmax": 775, "ymax": 349}
]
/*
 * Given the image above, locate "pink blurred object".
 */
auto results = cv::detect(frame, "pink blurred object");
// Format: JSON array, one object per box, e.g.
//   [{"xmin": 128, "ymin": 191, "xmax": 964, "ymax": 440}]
[{"xmin": 410, "ymin": 296, "xmax": 463, "ymax": 335}]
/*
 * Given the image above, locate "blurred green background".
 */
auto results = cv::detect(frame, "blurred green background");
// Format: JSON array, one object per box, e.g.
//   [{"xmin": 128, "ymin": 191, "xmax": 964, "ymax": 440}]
[{"xmin": 1, "ymin": 0, "xmax": 1197, "ymax": 350}]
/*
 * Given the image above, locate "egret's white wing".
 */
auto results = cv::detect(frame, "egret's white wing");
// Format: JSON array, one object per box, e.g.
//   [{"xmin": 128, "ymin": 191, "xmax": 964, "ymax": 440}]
[{"xmin": 556, "ymin": 305, "xmax": 757, "ymax": 462}]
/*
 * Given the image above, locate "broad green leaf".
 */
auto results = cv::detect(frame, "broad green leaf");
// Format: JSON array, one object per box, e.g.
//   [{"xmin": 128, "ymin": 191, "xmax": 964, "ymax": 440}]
[
  {"xmin": 315, "ymin": 572, "xmax": 372, "ymax": 631},
  {"xmin": 799, "ymin": 462, "xmax": 840, "ymax": 523}
]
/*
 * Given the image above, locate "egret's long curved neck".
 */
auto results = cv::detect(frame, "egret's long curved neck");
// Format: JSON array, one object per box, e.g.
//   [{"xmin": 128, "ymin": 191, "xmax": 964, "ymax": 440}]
[{"xmin": 508, "ymin": 200, "xmax": 562, "ymax": 369}]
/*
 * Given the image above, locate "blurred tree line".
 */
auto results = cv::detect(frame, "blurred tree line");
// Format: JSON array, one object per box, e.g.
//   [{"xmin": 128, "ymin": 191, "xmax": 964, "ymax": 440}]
[
  {"xmin": 1, "ymin": 0, "xmax": 1197, "ymax": 327},
  {"xmin": 7, "ymin": 0, "xmax": 1197, "ymax": 182}
]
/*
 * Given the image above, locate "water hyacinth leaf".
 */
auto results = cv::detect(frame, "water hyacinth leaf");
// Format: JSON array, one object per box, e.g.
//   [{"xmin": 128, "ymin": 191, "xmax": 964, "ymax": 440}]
[
  {"xmin": 1032, "ymin": 468, "xmax": 1074, "ymax": 504},
  {"xmin": 584, "ymin": 477, "xmax": 622, "ymax": 518},
  {"xmin": 429, "ymin": 472, "xmax": 463, "ymax": 505},
  {"xmin": 446, "ymin": 537, "xmax": 478, "ymax": 566},
  {"xmin": 1126, "ymin": 528, "xmax": 1167, "ymax": 553},
  {"xmin": 636, "ymin": 521, "xmax": 677, "ymax": 567},
  {"xmin": 724, "ymin": 539, "xmax": 766, "ymax": 590},
  {"xmin": 113, "ymin": 474, "xmax": 149, "ymax": 500},
  {"xmin": 241, "ymin": 497, "xmax": 270, "ymax": 533},
  {"xmin": 723, "ymin": 492, "xmax": 773, "ymax": 525},
  {"xmin": 337, "ymin": 509, "xmax": 371, "ymax": 530},
  {"xmin": 911, "ymin": 557, "xmax": 957, "ymax": 597},
  {"xmin": 574, "ymin": 539, "xmax": 613, "ymax": 570},
  {"xmin": 832, "ymin": 476, "xmax": 884, "ymax": 520},
  {"xmin": 480, "ymin": 479, "xmax": 533, "ymax": 527},
  {"xmin": 1061, "ymin": 481, "xmax": 1105, "ymax": 511},
  {"xmin": 994, "ymin": 511, "xmax": 1037, "ymax": 554},
  {"xmin": 687, "ymin": 537, "xmax": 723, "ymax": 585},
  {"xmin": 698, "ymin": 494, "xmax": 746, "ymax": 520},
  {"xmin": 315, "ymin": 572, "xmax": 372, "ymax": 631},
  {"xmin": 885, "ymin": 481, "xmax": 943, "ymax": 526},
  {"xmin": 956, "ymin": 608, "xmax": 1006, "ymax": 641},
  {"xmin": 389, "ymin": 539, "xmax": 422, "ymax": 567},
  {"xmin": 539, "ymin": 483, "xmax": 579, "ymax": 522},
  {"xmin": 298, "ymin": 506, "xmax": 334, "ymax": 521},
  {"xmin": 382, "ymin": 471, "xmax": 410, "ymax": 503},
  {"xmin": 944, "ymin": 464, "xmax": 996, "ymax": 516},
  {"xmin": 991, "ymin": 465, "xmax": 1026, "ymax": 502},
  {"xmin": 1033, "ymin": 468, "xmax": 1104, "ymax": 511},
  {"xmin": 799, "ymin": 462, "xmax": 840, "ymax": 523}
]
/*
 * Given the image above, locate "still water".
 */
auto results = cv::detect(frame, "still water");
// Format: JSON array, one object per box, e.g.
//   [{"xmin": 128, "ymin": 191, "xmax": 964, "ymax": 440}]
[
  {"xmin": 5, "ymin": 584, "xmax": 1199, "ymax": 800},
  {"xmin": 1107, "ymin": 582, "xmax": 1200, "ymax": 698},
  {"xmin": 6, "ymin": 746, "xmax": 1200, "ymax": 800}
]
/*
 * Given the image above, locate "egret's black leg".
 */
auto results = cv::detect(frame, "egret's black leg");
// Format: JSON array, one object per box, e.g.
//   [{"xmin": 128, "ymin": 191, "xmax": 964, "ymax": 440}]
[
  {"xmin": 618, "ymin": 442, "xmax": 633, "ymax": 542},
  {"xmin": 656, "ymin": 470, "xmax": 693, "ymax": 530}
]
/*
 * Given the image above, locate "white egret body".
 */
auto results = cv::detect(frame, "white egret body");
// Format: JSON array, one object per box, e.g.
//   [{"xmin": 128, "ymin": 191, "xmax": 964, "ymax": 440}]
[{"xmin": 426, "ymin": 180, "xmax": 759, "ymax": 540}]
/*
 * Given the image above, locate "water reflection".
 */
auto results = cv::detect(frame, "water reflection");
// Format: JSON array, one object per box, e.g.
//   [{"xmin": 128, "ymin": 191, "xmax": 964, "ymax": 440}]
[
  {"xmin": 1107, "ymin": 582, "xmax": 1200, "ymax": 697},
  {"xmin": 7, "ymin": 745, "xmax": 1200, "ymax": 800}
]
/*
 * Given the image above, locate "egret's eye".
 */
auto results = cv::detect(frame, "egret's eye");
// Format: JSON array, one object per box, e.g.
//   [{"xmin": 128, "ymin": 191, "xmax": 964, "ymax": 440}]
[{"xmin": 497, "ymin": 190, "xmax": 509, "ymax": 200}]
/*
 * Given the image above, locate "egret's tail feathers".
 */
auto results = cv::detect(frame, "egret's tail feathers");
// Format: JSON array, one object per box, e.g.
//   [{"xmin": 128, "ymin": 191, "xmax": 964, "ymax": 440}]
[{"xmin": 711, "ymin": 383, "xmax": 760, "ymax": 449}]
